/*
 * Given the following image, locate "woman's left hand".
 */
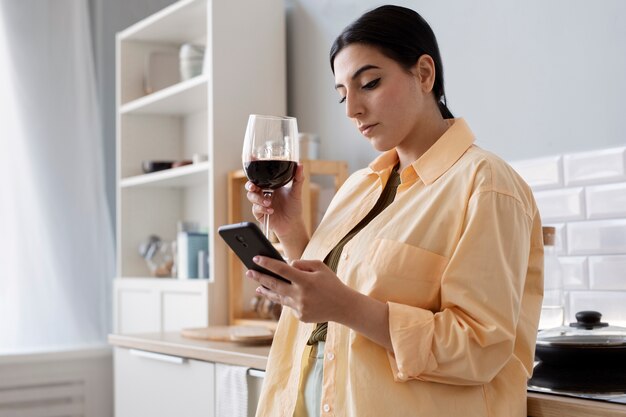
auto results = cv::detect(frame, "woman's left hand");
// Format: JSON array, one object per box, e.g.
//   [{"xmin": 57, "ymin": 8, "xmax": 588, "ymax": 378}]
[{"xmin": 247, "ymin": 256, "xmax": 350, "ymax": 323}]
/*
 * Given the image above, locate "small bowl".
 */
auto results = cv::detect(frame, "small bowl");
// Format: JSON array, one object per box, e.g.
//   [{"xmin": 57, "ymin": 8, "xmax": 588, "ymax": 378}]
[{"xmin": 142, "ymin": 160, "xmax": 174, "ymax": 174}]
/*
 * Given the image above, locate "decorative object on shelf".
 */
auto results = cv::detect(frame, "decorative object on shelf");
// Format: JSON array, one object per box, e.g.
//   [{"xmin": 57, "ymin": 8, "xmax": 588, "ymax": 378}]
[
  {"xmin": 172, "ymin": 159, "xmax": 193, "ymax": 168},
  {"xmin": 192, "ymin": 153, "xmax": 208, "ymax": 164},
  {"xmin": 143, "ymin": 50, "xmax": 179, "ymax": 95},
  {"xmin": 141, "ymin": 160, "xmax": 175, "ymax": 173},
  {"xmin": 141, "ymin": 159, "xmax": 194, "ymax": 174},
  {"xmin": 138, "ymin": 235, "xmax": 174, "ymax": 277},
  {"xmin": 197, "ymin": 249, "xmax": 209, "ymax": 279},
  {"xmin": 179, "ymin": 43, "xmax": 205, "ymax": 81},
  {"xmin": 177, "ymin": 221, "xmax": 208, "ymax": 279},
  {"xmin": 298, "ymin": 132, "xmax": 320, "ymax": 160}
]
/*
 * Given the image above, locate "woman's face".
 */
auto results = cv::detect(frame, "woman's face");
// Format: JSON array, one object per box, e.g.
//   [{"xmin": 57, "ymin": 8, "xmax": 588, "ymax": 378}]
[{"xmin": 333, "ymin": 44, "xmax": 431, "ymax": 153}]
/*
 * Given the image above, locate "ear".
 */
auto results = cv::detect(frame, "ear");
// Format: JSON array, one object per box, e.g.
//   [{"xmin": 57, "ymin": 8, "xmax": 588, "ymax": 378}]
[{"xmin": 412, "ymin": 54, "xmax": 436, "ymax": 94}]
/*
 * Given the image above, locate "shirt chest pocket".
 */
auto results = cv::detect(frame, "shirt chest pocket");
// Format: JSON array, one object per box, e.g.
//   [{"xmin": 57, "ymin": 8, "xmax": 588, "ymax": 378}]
[{"xmin": 360, "ymin": 238, "xmax": 448, "ymax": 309}]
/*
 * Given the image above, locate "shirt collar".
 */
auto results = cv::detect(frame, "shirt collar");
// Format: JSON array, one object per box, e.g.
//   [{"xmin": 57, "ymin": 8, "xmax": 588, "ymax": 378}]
[{"xmin": 367, "ymin": 118, "xmax": 475, "ymax": 186}]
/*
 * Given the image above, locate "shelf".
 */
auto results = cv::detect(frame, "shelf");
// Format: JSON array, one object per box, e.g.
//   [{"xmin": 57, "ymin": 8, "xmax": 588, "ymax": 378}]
[
  {"xmin": 121, "ymin": 75, "xmax": 208, "ymax": 115},
  {"xmin": 118, "ymin": 0, "xmax": 207, "ymax": 43},
  {"xmin": 121, "ymin": 161, "xmax": 209, "ymax": 188},
  {"xmin": 227, "ymin": 160, "xmax": 349, "ymax": 328}
]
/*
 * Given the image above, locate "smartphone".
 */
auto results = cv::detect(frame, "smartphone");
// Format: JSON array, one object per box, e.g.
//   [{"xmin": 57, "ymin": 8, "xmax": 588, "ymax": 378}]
[{"xmin": 218, "ymin": 222, "xmax": 291, "ymax": 284}]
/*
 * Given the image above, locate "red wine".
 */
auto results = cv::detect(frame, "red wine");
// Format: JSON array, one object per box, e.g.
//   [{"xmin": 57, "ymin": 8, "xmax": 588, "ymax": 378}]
[{"xmin": 244, "ymin": 160, "xmax": 297, "ymax": 190}]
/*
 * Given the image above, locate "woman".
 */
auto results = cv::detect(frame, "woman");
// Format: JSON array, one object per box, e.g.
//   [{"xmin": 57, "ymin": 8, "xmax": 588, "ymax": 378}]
[{"xmin": 247, "ymin": 5, "xmax": 543, "ymax": 417}]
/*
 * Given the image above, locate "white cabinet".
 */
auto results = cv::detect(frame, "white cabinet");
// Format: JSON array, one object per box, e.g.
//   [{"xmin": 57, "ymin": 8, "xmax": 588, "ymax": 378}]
[
  {"xmin": 114, "ymin": 347, "xmax": 265, "ymax": 417},
  {"xmin": 114, "ymin": 278, "xmax": 210, "ymax": 333},
  {"xmin": 115, "ymin": 0, "xmax": 286, "ymax": 331},
  {"xmin": 114, "ymin": 347, "xmax": 216, "ymax": 417}
]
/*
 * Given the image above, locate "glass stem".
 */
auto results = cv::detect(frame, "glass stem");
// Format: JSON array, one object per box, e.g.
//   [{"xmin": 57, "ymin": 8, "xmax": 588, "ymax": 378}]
[{"xmin": 262, "ymin": 190, "xmax": 272, "ymax": 238}]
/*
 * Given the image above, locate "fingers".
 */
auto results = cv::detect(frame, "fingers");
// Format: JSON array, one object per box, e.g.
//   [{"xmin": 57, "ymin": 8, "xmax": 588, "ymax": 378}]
[
  {"xmin": 246, "ymin": 182, "xmax": 274, "ymax": 218},
  {"xmin": 253, "ymin": 256, "xmax": 305, "ymax": 284},
  {"xmin": 290, "ymin": 259, "xmax": 325, "ymax": 272},
  {"xmin": 246, "ymin": 269, "xmax": 291, "ymax": 294},
  {"xmin": 255, "ymin": 285, "xmax": 282, "ymax": 305}
]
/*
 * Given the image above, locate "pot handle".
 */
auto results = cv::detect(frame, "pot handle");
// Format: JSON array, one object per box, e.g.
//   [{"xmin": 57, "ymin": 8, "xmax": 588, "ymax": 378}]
[{"xmin": 569, "ymin": 311, "xmax": 609, "ymax": 330}]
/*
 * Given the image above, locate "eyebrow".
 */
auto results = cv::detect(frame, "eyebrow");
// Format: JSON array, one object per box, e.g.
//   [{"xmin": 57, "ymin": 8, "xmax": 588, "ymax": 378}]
[{"xmin": 334, "ymin": 64, "xmax": 380, "ymax": 89}]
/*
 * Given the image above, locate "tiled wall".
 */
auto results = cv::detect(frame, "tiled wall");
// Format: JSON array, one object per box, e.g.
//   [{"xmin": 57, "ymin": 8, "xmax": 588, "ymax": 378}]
[{"xmin": 510, "ymin": 146, "xmax": 626, "ymax": 327}]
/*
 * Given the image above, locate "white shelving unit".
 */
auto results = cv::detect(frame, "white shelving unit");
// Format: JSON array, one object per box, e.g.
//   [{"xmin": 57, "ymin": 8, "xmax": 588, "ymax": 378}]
[{"xmin": 114, "ymin": 0, "xmax": 286, "ymax": 333}]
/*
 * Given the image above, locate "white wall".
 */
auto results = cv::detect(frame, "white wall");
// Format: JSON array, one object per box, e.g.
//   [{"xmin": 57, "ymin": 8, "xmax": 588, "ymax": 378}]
[{"xmin": 286, "ymin": 0, "xmax": 626, "ymax": 172}]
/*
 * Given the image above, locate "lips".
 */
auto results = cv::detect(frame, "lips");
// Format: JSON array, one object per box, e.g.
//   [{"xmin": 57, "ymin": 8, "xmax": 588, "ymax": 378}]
[{"xmin": 359, "ymin": 123, "xmax": 378, "ymax": 135}]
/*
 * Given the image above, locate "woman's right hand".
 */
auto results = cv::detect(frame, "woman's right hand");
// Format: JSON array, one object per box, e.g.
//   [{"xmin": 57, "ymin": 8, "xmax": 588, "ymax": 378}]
[{"xmin": 246, "ymin": 164, "xmax": 305, "ymax": 239}]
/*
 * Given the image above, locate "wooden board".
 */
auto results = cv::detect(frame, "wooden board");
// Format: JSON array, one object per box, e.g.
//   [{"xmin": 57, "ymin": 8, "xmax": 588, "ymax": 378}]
[{"xmin": 181, "ymin": 326, "xmax": 274, "ymax": 345}]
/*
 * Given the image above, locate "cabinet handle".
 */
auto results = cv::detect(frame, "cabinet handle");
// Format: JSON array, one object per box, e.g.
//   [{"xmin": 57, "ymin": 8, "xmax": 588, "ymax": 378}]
[
  {"xmin": 248, "ymin": 369, "xmax": 265, "ymax": 379},
  {"xmin": 129, "ymin": 349, "xmax": 187, "ymax": 365}
]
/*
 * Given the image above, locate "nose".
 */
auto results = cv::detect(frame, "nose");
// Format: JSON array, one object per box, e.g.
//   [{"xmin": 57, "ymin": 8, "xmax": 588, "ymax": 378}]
[{"xmin": 345, "ymin": 91, "xmax": 364, "ymax": 119}]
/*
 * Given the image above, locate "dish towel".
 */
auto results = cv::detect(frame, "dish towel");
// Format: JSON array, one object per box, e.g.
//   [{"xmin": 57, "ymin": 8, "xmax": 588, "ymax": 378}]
[{"xmin": 216, "ymin": 363, "xmax": 249, "ymax": 417}]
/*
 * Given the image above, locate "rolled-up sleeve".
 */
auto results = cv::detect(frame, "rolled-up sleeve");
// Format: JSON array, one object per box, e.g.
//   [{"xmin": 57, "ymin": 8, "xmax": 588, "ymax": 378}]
[{"xmin": 386, "ymin": 189, "xmax": 533, "ymax": 385}]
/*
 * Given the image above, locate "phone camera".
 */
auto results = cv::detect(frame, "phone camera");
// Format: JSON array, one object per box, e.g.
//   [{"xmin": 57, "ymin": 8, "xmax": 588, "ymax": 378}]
[{"xmin": 236, "ymin": 235, "xmax": 245, "ymax": 243}]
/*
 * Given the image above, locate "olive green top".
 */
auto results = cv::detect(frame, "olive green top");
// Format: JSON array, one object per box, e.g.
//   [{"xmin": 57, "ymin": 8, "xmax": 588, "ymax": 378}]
[{"xmin": 307, "ymin": 165, "xmax": 402, "ymax": 345}]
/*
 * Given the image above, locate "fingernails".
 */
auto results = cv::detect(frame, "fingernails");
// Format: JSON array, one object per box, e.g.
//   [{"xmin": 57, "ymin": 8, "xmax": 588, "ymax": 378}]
[
  {"xmin": 263, "ymin": 200, "xmax": 271, "ymax": 207},
  {"xmin": 253, "ymin": 256, "xmax": 260, "ymax": 263},
  {"xmin": 246, "ymin": 270, "xmax": 254, "ymax": 278}
]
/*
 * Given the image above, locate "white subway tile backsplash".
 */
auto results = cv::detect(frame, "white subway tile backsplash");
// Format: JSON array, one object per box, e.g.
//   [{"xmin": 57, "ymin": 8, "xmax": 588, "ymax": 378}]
[
  {"xmin": 563, "ymin": 147, "xmax": 626, "ymax": 186},
  {"xmin": 568, "ymin": 290, "xmax": 626, "ymax": 327},
  {"xmin": 513, "ymin": 147, "xmax": 626, "ymax": 328},
  {"xmin": 559, "ymin": 256, "xmax": 588, "ymax": 289},
  {"xmin": 589, "ymin": 255, "xmax": 626, "ymax": 290},
  {"xmin": 586, "ymin": 182, "xmax": 626, "ymax": 219},
  {"xmin": 510, "ymin": 156, "xmax": 562, "ymax": 190},
  {"xmin": 534, "ymin": 188, "xmax": 585, "ymax": 222},
  {"xmin": 567, "ymin": 219, "xmax": 626, "ymax": 255}
]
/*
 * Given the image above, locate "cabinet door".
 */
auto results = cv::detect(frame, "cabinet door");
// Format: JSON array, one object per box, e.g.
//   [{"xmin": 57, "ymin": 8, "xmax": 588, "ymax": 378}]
[
  {"xmin": 114, "ymin": 278, "xmax": 209, "ymax": 333},
  {"xmin": 114, "ymin": 347, "xmax": 215, "ymax": 417}
]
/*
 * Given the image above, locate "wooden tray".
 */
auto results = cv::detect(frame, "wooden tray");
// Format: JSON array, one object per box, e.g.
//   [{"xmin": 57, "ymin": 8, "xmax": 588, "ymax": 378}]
[{"xmin": 181, "ymin": 325, "xmax": 274, "ymax": 345}]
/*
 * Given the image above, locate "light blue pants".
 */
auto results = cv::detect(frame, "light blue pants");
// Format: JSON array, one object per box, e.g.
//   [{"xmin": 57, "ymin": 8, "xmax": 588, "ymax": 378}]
[{"xmin": 294, "ymin": 341, "xmax": 324, "ymax": 417}]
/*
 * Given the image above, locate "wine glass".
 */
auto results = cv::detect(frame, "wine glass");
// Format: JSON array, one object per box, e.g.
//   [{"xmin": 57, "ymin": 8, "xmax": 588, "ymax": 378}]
[{"xmin": 242, "ymin": 115, "xmax": 299, "ymax": 238}]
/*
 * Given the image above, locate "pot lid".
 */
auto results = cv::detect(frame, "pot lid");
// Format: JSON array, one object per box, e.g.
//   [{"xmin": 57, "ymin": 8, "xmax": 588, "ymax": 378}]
[{"xmin": 537, "ymin": 311, "xmax": 626, "ymax": 346}]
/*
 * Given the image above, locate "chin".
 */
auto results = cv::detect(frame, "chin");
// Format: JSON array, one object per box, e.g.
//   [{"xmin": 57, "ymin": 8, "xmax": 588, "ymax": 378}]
[{"xmin": 368, "ymin": 136, "xmax": 394, "ymax": 152}]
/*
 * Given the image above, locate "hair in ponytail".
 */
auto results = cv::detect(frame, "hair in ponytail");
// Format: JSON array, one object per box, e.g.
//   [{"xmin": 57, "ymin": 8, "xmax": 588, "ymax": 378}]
[{"xmin": 330, "ymin": 5, "xmax": 453, "ymax": 119}]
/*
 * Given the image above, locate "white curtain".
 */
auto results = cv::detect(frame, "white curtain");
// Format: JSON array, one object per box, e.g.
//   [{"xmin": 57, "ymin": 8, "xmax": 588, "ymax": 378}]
[{"xmin": 0, "ymin": 0, "xmax": 114, "ymax": 353}]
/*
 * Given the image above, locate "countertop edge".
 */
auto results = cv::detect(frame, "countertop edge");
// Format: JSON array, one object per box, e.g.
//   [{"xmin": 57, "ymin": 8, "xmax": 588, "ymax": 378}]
[{"xmin": 108, "ymin": 333, "xmax": 269, "ymax": 370}]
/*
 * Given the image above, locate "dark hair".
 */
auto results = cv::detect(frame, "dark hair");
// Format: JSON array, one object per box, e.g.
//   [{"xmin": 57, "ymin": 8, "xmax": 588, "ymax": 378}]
[{"xmin": 330, "ymin": 5, "xmax": 453, "ymax": 119}]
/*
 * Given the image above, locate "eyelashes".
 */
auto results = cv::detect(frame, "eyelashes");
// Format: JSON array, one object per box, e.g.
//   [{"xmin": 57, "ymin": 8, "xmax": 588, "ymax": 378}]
[
  {"xmin": 363, "ymin": 78, "xmax": 381, "ymax": 90},
  {"xmin": 338, "ymin": 78, "xmax": 381, "ymax": 104}
]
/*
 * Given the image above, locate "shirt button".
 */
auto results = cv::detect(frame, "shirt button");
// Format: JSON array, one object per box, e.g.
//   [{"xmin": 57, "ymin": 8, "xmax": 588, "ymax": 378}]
[
  {"xmin": 327, "ymin": 352, "xmax": 335, "ymax": 360},
  {"xmin": 341, "ymin": 253, "xmax": 348, "ymax": 260},
  {"xmin": 323, "ymin": 404, "xmax": 331, "ymax": 412}
]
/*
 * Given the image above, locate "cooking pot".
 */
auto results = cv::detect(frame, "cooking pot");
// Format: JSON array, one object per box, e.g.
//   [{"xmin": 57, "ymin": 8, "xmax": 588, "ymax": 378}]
[
  {"xmin": 530, "ymin": 311, "xmax": 626, "ymax": 394},
  {"xmin": 535, "ymin": 311, "xmax": 626, "ymax": 365}
]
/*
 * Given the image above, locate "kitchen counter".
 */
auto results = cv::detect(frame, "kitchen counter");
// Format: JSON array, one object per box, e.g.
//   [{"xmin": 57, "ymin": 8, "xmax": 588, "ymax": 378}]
[
  {"xmin": 108, "ymin": 332, "xmax": 270, "ymax": 370},
  {"xmin": 109, "ymin": 332, "xmax": 626, "ymax": 417}
]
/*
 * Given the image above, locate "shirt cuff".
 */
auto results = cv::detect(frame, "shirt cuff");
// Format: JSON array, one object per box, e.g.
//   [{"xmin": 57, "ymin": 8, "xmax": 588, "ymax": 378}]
[{"xmin": 386, "ymin": 302, "xmax": 438, "ymax": 381}]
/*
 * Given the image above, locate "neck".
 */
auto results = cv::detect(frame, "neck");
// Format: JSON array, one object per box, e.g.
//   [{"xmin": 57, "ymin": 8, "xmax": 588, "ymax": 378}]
[{"xmin": 396, "ymin": 108, "xmax": 450, "ymax": 172}]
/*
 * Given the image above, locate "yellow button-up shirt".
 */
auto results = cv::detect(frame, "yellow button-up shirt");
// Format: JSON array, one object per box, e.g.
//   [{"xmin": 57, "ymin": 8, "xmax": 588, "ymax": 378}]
[{"xmin": 255, "ymin": 118, "xmax": 544, "ymax": 417}]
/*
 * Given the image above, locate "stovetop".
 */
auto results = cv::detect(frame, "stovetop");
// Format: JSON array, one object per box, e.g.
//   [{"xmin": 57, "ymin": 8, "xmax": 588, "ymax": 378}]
[
  {"xmin": 528, "ymin": 385, "xmax": 626, "ymax": 405},
  {"xmin": 529, "ymin": 361, "xmax": 626, "ymax": 405}
]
